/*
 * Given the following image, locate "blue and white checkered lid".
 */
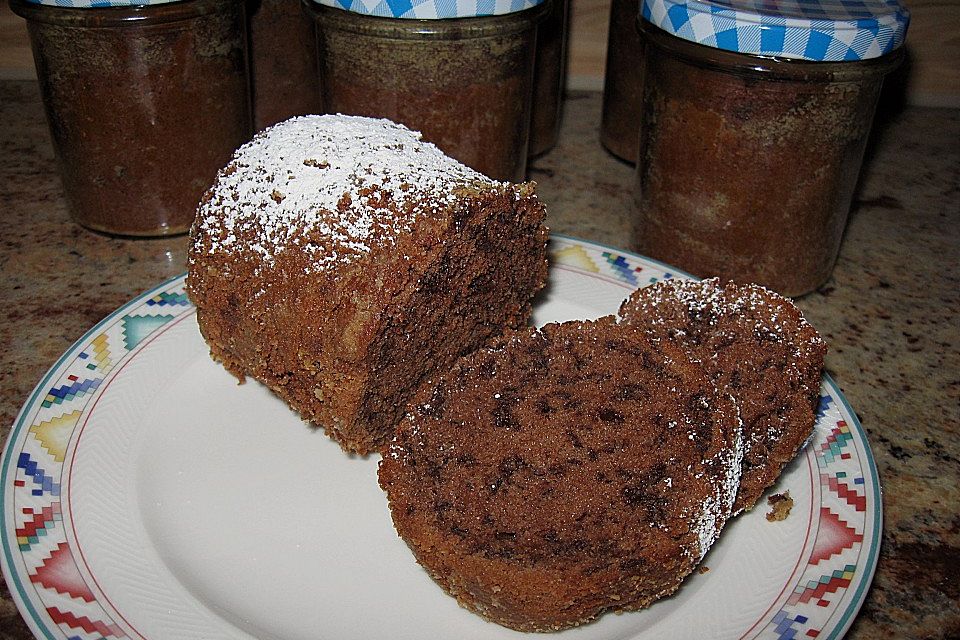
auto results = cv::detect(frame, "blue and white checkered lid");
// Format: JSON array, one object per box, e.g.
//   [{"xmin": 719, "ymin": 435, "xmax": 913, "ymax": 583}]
[
  {"xmin": 312, "ymin": 0, "xmax": 545, "ymax": 19},
  {"xmin": 23, "ymin": 0, "xmax": 181, "ymax": 6},
  {"xmin": 641, "ymin": 0, "xmax": 909, "ymax": 61}
]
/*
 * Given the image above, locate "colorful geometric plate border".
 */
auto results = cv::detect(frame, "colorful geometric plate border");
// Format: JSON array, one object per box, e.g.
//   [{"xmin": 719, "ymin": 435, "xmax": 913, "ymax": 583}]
[{"xmin": 0, "ymin": 235, "xmax": 881, "ymax": 640}]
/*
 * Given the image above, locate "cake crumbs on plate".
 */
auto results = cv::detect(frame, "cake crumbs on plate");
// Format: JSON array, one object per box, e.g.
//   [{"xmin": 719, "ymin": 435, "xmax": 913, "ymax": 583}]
[{"xmin": 765, "ymin": 491, "xmax": 794, "ymax": 521}]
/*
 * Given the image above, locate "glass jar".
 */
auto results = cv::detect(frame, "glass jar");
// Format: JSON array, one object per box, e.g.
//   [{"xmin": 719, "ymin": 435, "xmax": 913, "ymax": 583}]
[
  {"xmin": 304, "ymin": 0, "xmax": 549, "ymax": 182},
  {"xmin": 599, "ymin": 0, "xmax": 644, "ymax": 163},
  {"xmin": 528, "ymin": 0, "xmax": 569, "ymax": 158},
  {"xmin": 11, "ymin": 0, "xmax": 251, "ymax": 237},
  {"xmin": 634, "ymin": 0, "xmax": 909, "ymax": 296},
  {"xmin": 249, "ymin": 0, "xmax": 321, "ymax": 131}
]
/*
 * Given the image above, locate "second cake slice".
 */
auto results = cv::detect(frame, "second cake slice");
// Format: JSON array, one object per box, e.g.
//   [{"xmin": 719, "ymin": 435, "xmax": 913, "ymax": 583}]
[{"xmin": 619, "ymin": 278, "xmax": 827, "ymax": 512}]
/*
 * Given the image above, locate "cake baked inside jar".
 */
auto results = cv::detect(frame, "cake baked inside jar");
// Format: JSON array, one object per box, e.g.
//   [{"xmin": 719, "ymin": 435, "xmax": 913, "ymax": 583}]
[{"xmin": 187, "ymin": 114, "xmax": 549, "ymax": 455}]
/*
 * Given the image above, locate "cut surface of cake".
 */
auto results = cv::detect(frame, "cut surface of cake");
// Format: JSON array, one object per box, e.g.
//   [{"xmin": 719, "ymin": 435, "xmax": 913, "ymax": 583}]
[
  {"xmin": 618, "ymin": 278, "xmax": 826, "ymax": 513},
  {"xmin": 187, "ymin": 114, "xmax": 549, "ymax": 455},
  {"xmin": 378, "ymin": 318, "xmax": 743, "ymax": 632}
]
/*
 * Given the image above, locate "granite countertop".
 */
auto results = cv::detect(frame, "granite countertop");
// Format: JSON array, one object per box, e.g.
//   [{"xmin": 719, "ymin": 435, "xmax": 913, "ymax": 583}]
[{"xmin": 0, "ymin": 79, "xmax": 957, "ymax": 639}]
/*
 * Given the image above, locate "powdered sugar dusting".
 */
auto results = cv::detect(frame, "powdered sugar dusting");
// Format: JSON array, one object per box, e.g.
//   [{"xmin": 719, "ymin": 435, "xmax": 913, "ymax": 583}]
[
  {"xmin": 692, "ymin": 398, "xmax": 744, "ymax": 560},
  {"xmin": 194, "ymin": 114, "xmax": 495, "ymax": 273},
  {"xmin": 618, "ymin": 277, "xmax": 825, "ymax": 364}
]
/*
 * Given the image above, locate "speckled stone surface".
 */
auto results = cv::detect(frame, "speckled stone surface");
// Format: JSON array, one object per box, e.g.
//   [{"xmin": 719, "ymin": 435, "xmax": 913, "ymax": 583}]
[{"xmin": 0, "ymin": 79, "xmax": 957, "ymax": 639}]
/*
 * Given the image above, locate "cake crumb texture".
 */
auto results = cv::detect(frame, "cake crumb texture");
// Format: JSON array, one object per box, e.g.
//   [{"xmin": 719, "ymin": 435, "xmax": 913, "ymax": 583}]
[{"xmin": 379, "ymin": 318, "xmax": 744, "ymax": 632}]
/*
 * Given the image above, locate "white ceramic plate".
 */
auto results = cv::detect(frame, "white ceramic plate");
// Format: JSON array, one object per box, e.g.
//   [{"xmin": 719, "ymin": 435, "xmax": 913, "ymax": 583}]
[{"xmin": 2, "ymin": 235, "xmax": 880, "ymax": 640}]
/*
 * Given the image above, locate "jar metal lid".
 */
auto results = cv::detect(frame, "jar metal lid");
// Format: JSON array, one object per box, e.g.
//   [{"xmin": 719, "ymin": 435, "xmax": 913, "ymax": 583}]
[
  {"xmin": 21, "ymin": 0, "xmax": 182, "ymax": 6},
  {"xmin": 309, "ymin": 0, "xmax": 545, "ymax": 19},
  {"xmin": 640, "ymin": 0, "xmax": 909, "ymax": 61}
]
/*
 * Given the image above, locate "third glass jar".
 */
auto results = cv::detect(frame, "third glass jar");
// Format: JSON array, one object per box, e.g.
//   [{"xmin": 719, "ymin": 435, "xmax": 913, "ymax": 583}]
[
  {"xmin": 528, "ymin": 0, "xmax": 569, "ymax": 158},
  {"xmin": 249, "ymin": 0, "xmax": 321, "ymax": 131},
  {"xmin": 600, "ymin": 0, "xmax": 644, "ymax": 163}
]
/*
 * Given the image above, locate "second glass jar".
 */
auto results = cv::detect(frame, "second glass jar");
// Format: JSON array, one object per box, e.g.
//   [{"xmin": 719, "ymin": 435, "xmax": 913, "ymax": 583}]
[{"xmin": 305, "ymin": 0, "xmax": 549, "ymax": 182}]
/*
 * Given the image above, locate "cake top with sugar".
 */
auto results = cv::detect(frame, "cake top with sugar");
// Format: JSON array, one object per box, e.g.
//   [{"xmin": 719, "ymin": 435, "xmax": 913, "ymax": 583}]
[
  {"xmin": 192, "ymin": 114, "xmax": 496, "ymax": 274},
  {"xmin": 618, "ymin": 277, "xmax": 826, "ymax": 368}
]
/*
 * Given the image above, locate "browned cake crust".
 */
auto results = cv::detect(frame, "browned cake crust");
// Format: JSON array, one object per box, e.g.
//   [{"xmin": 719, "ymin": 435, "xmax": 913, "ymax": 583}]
[
  {"xmin": 618, "ymin": 278, "xmax": 826, "ymax": 513},
  {"xmin": 379, "ymin": 318, "xmax": 744, "ymax": 632},
  {"xmin": 187, "ymin": 115, "xmax": 548, "ymax": 455}
]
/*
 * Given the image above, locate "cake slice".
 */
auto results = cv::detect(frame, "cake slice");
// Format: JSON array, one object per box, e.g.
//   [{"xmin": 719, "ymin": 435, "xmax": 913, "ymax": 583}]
[
  {"xmin": 618, "ymin": 278, "xmax": 826, "ymax": 512},
  {"xmin": 187, "ymin": 114, "xmax": 549, "ymax": 455},
  {"xmin": 379, "ymin": 318, "xmax": 743, "ymax": 632}
]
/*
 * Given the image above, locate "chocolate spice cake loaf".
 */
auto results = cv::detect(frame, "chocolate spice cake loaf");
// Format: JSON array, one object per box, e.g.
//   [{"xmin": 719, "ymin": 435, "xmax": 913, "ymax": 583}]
[
  {"xmin": 187, "ymin": 114, "xmax": 549, "ymax": 455},
  {"xmin": 618, "ymin": 278, "xmax": 826, "ymax": 513},
  {"xmin": 378, "ymin": 318, "xmax": 744, "ymax": 632}
]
